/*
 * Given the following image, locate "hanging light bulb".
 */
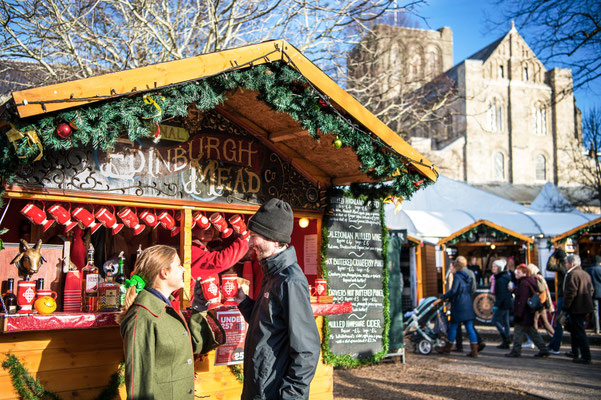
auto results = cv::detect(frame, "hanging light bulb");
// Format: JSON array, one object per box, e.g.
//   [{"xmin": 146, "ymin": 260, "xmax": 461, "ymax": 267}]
[
  {"xmin": 490, "ymin": 244, "xmax": 496, "ymax": 250},
  {"xmin": 298, "ymin": 218, "xmax": 309, "ymax": 228}
]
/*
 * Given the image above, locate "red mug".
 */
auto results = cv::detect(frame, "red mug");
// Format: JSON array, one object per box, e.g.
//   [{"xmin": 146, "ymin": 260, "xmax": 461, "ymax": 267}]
[
  {"xmin": 229, "ymin": 214, "xmax": 249, "ymax": 239},
  {"xmin": 200, "ymin": 277, "xmax": 221, "ymax": 310},
  {"xmin": 314, "ymin": 279, "xmax": 327, "ymax": 297},
  {"xmin": 210, "ymin": 213, "xmax": 233, "ymax": 238},
  {"xmin": 17, "ymin": 281, "xmax": 37, "ymax": 313},
  {"xmin": 221, "ymin": 274, "xmax": 239, "ymax": 307},
  {"xmin": 36, "ymin": 289, "xmax": 58, "ymax": 300}
]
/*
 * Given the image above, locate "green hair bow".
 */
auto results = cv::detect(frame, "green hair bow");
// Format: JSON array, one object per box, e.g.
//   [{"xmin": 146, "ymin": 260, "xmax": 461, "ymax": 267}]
[{"xmin": 124, "ymin": 274, "xmax": 146, "ymax": 293}]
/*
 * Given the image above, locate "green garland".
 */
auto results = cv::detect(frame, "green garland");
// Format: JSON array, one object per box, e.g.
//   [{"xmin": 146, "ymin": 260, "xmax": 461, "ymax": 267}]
[
  {"xmin": 554, "ymin": 221, "xmax": 601, "ymax": 244},
  {"xmin": 228, "ymin": 364, "xmax": 244, "ymax": 383},
  {"xmin": 0, "ymin": 62, "xmax": 432, "ymax": 203},
  {"xmin": 319, "ymin": 189, "xmax": 390, "ymax": 368},
  {"xmin": 447, "ymin": 225, "xmax": 514, "ymax": 245},
  {"xmin": 2, "ymin": 354, "xmax": 123, "ymax": 400}
]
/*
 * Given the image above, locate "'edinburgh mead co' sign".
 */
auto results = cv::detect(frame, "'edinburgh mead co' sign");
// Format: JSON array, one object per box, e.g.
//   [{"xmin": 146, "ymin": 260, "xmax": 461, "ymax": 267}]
[{"xmin": 13, "ymin": 110, "xmax": 322, "ymax": 210}]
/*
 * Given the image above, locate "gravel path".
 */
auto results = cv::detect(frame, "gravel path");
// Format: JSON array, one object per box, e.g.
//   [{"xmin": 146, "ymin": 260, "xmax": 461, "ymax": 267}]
[{"xmin": 333, "ymin": 344, "xmax": 601, "ymax": 400}]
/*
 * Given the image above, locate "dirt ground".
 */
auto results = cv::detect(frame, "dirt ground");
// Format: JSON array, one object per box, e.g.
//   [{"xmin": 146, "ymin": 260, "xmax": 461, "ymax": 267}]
[{"xmin": 333, "ymin": 353, "xmax": 541, "ymax": 400}]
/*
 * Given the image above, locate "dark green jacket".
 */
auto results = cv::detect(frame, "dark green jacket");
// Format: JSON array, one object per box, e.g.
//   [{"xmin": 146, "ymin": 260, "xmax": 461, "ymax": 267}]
[{"xmin": 120, "ymin": 290, "xmax": 225, "ymax": 400}]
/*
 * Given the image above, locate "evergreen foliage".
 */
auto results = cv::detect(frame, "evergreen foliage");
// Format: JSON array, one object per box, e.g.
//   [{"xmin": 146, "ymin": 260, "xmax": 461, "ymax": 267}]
[{"xmin": 1, "ymin": 62, "xmax": 432, "ymax": 202}]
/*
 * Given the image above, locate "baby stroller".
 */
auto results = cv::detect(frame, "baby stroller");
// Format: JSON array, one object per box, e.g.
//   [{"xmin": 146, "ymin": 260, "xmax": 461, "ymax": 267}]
[{"xmin": 403, "ymin": 296, "xmax": 447, "ymax": 355}]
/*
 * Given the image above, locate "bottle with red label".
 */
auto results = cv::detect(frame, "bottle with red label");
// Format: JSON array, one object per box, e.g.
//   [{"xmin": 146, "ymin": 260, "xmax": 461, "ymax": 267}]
[{"xmin": 81, "ymin": 244, "xmax": 99, "ymax": 312}]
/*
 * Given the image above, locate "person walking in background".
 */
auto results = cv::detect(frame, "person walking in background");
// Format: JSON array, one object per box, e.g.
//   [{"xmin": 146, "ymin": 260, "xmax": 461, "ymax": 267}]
[
  {"xmin": 505, "ymin": 264, "xmax": 550, "ymax": 358},
  {"xmin": 434, "ymin": 259, "xmax": 480, "ymax": 357},
  {"xmin": 456, "ymin": 256, "xmax": 486, "ymax": 352},
  {"xmin": 491, "ymin": 259, "xmax": 512, "ymax": 349},
  {"xmin": 547, "ymin": 249, "xmax": 568, "ymax": 355},
  {"xmin": 585, "ymin": 255, "xmax": 601, "ymax": 334},
  {"xmin": 235, "ymin": 198, "xmax": 320, "ymax": 400},
  {"xmin": 528, "ymin": 264, "xmax": 555, "ymax": 337},
  {"xmin": 118, "ymin": 245, "xmax": 226, "ymax": 399},
  {"xmin": 563, "ymin": 254, "xmax": 594, "ymax": 364}
]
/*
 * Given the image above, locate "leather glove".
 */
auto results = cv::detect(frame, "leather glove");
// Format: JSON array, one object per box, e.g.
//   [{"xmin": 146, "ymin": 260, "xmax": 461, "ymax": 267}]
[{"xmin": 192, "ymin": 278, "xmax": 208, "ymax": 312}]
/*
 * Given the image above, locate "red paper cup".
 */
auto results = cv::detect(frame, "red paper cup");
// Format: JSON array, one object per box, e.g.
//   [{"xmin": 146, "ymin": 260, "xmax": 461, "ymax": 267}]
[
  {"xmin": 315, "ymin": 279, "xmax": 327, "ymax": 297},
  {"xmin": 221, "ymin": 274, "xmax": 239, "ymax": 307},
  {"xmin": 201, "ymin": 277, "xmax": 221, "ymax": 310},
  {"xmin": 17, "ymin": 281, "xmax": 36, "ymax": 313}
]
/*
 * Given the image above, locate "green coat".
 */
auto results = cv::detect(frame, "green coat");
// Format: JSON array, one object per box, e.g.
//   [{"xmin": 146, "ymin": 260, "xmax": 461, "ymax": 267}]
[{"xmin": 120, "ymin": 290, "xmax": 225, "ymax": 400}]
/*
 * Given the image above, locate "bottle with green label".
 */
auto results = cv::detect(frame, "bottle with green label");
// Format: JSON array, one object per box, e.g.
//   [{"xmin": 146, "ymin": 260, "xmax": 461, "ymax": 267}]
[{"xmin": 115, "ymin": 251, "xmax": 127, "ymax": 309}]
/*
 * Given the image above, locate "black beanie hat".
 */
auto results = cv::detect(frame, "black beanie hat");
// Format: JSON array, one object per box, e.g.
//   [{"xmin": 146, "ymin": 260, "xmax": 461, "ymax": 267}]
[
  {"xmin": 248, "ymin": 198, "xmax": 294, "ymax": 243},
  {"xmin": 553, "ymin": 249, "xmax": 566, "ymax": 261}
]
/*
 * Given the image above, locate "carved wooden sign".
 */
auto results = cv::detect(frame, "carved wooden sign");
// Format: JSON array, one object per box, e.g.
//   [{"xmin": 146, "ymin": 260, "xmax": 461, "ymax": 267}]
[{"xmin": 14, "ymin": 111, "xmax": 323, "ymax": 210}]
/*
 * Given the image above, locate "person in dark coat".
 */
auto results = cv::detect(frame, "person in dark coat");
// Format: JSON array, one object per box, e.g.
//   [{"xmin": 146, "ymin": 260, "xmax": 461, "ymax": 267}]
[
  {"xmin": 434, "ymin": 260, "xmax": 479, "ymax": 357},
  {"xmin": 454, "ymin": 256, "xmax": 486, "ymax": 353},
  {"xmin": 235, "ymin": 198, "xmax": 320, "ymax": 400},
  {"xmin": 118, "ymin": 245, "xmax": 226, "ymax": 400},
  {"xmin": 505, "ymin": 264, "xmax": 550, "ymax": 358},
  {"xmin": 564, "ymin": 254, "xmax": 594, "ymax": 364},
  {"xmin": 547, "ymin": 248, "xmax": 567, "ymax": 354},
  {"xmin": 491, "ymin": 259, "xmax": 512, "ymax": 349},
  {"xmin": 585, "ymin": 255, "xmax": 601, "ymax": 334}
]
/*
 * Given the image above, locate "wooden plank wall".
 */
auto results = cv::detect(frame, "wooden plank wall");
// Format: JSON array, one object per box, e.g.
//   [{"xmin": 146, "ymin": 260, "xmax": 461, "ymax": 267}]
[
  {"xmin": 0, "ymin": 317, "xmax": 333, "ymax": 400},
  {"xmin": 421, "ymin": 244, "xmax": 439, "ymax": 298}
]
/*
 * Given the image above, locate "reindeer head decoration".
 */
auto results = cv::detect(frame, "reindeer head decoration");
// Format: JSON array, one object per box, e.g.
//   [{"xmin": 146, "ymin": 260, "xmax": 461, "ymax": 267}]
[{"xmin": 10, "ymin": 239, "xmax": 47, "ymax": 280}]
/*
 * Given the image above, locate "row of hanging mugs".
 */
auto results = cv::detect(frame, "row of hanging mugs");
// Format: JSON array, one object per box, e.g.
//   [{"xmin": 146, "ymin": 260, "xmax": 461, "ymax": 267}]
[{"xmin": 20, "ymin": 203, "xmax": 249, "ymax": 239}]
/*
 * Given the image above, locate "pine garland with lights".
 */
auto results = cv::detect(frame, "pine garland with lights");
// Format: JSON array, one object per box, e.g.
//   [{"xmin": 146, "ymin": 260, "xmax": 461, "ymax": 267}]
[
  {"xmin": 319, "ymin": 189, "xmax": 390, "ymax": 368},
  {"xmin": 0, "ymin": 62, "xmax": 432, "ymax": 202},
  {"xmin": 447, "ymin": 225, "xmax": 516, "ymax": 245},
  {"xmin": 1, "ymin": 354, "xmax": 123, "ymax": 400}
]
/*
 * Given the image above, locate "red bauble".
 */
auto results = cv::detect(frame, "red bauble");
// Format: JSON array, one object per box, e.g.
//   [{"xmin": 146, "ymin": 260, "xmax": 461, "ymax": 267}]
[{"xmin": 56, "ymin": 123, "xmax": 72, "ymax": 139}]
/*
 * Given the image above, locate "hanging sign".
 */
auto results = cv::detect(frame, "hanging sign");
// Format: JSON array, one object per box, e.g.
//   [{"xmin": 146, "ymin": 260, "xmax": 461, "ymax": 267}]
[{"xmin": 214, "ymin": 309, "xmax": 248, "ymax": 365}]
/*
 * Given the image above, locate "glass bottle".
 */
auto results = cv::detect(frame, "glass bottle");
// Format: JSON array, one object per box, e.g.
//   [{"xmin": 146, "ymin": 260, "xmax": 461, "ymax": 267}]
[
  {"xmin": 3, "ymin": 278, "xmax": 18, "ymax": 314},
  {"xmin": 115, "ymin": 251, "xmax": 127, "ymax": 309},
  {"xmin": 97, "ymin": 268, "xmax": 120, "ymax": 312},
  {"xmin": 36, "ymin": 278, "xmax": 44, "ymax": 291},
  {"xmin": 81, "ymin": 244, "xmax": 99, "ymax": 312}
]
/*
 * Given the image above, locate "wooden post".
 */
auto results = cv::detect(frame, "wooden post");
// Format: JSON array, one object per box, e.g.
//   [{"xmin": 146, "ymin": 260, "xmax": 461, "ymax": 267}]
[
  {"xmin": 181, "ymin": 208, "xmax": 193, "ymax": 307},
  {"xmin": 415, "ymin": 245, "xmax": 423, "ymax": 303},
  {"xmin": 441, "ymin": 244, "xmax": 446, "ymax": 296},
  {"xmin": 527, "ymin": 243, "xmax": 531, "ymax": 264}
]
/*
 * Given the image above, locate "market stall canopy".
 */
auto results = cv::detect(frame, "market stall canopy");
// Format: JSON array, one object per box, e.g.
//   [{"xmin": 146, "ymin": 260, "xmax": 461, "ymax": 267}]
[
  {"xmin": 551, "ymin": 215, "xmax": 601, "ymax": 244},
  {"xmin": 385, "ymin": 176, "xmax": 597, "ymax": 242},
  {"xmin": 1, "ymin": 40, "xmax": 436, "ymax": 199},
  {"xmin": 437, "ymin": 219, "xmax": 534, "ymax": 246}
]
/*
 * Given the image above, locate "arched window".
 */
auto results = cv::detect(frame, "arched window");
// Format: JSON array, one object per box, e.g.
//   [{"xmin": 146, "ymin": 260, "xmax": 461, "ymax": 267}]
[
  {"xmin": 407, "ymin": 45, "xmax": 422, "ymax": 82},
  {"xmin": 533, "ymin": 101, "xmax": 547, "ymax": 136},
  {"xmin": 536, "ymin": 154, "xmax": 546, "ymax": 180},
  {"xmin": 499, "ymin": 65, "xmax": 504, "ymax": 79},
  {"xmin": 487, "ymin": 98, "xmax": 503, "ymax": 132},
  {"xmin": 424, "ymin": 45, "xmax": 441, "ymax": 79},
  {"xmin": 523, "ymin": 66, "xmax": 529, "ymax": 81},
  {"xmin": 494, "ymin": 152, "xmax": 505, "ymax": 180}
]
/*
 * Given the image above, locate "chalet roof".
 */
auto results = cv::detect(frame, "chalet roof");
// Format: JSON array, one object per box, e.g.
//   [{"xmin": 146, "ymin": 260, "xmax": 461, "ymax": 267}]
[{"xmin": 2, "ymin": 40, "xmax": 437, "ymax": 186}]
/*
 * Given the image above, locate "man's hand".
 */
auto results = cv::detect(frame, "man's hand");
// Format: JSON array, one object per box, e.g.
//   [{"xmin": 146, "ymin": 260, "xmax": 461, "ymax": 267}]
[
  {"xmin": 192, "ymin": 278, "xmax": 208, "ymax": 312},
  {"xmin": 235, "ymin": 287, "xmax": 248, "ymax": 305},
  {"xmin": 433, "ymin": 298, "xmax": 442, "ymax": 306}
]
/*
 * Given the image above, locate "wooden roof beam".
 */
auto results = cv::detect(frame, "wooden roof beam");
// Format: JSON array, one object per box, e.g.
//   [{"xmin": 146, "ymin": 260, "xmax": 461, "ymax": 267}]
[
  {"xmin": 269, "ymin": 128, "xmax": 308, "ymax": 142},
  {"xmin": 332, "ymin": 174, "xmax": 377, "ymax": 186}
]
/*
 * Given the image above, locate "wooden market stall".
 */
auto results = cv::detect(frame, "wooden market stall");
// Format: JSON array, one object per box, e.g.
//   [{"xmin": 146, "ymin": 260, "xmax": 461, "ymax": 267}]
[
  {"xmin": 0, "ymin": 40, "xmax": 436, "ymax": 399},
  {"xmin": 551, "ymin": 215, "xmax": 601, "ymax": 263},
  {"xmin": 437, "ymin": 220, "xmax": 534, "ymax": 322}
]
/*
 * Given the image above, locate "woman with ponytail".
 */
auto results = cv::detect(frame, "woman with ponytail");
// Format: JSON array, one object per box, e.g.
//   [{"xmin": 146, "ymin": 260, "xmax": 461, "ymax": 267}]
[{"xmin": 118, "ymin": 245, "xmax": 225, "ymax": 399}]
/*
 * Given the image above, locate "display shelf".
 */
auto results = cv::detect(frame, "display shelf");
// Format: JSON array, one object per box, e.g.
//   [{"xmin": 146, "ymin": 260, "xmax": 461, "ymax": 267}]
[{"xmin": 1, "ymin": 302, "xmax": 352, "ymax": 332}]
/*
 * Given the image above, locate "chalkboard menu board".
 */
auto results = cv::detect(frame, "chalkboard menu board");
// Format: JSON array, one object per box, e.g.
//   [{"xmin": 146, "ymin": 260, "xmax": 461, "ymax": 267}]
[{"xmin": 325, "ymin": 194, "xmax": 385, "ymax": 359}]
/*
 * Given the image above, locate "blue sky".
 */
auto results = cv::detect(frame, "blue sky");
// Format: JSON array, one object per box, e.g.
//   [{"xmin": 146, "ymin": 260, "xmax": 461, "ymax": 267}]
[{"xmin": 414, "ymin": 0, "xmax": 599, "ymax": 113}]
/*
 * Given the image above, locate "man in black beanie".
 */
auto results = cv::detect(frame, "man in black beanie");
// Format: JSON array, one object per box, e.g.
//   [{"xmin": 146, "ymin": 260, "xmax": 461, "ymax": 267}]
[{"xmin": 235, "ymin": 198, "xmax": 320, "ymax": 400}]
